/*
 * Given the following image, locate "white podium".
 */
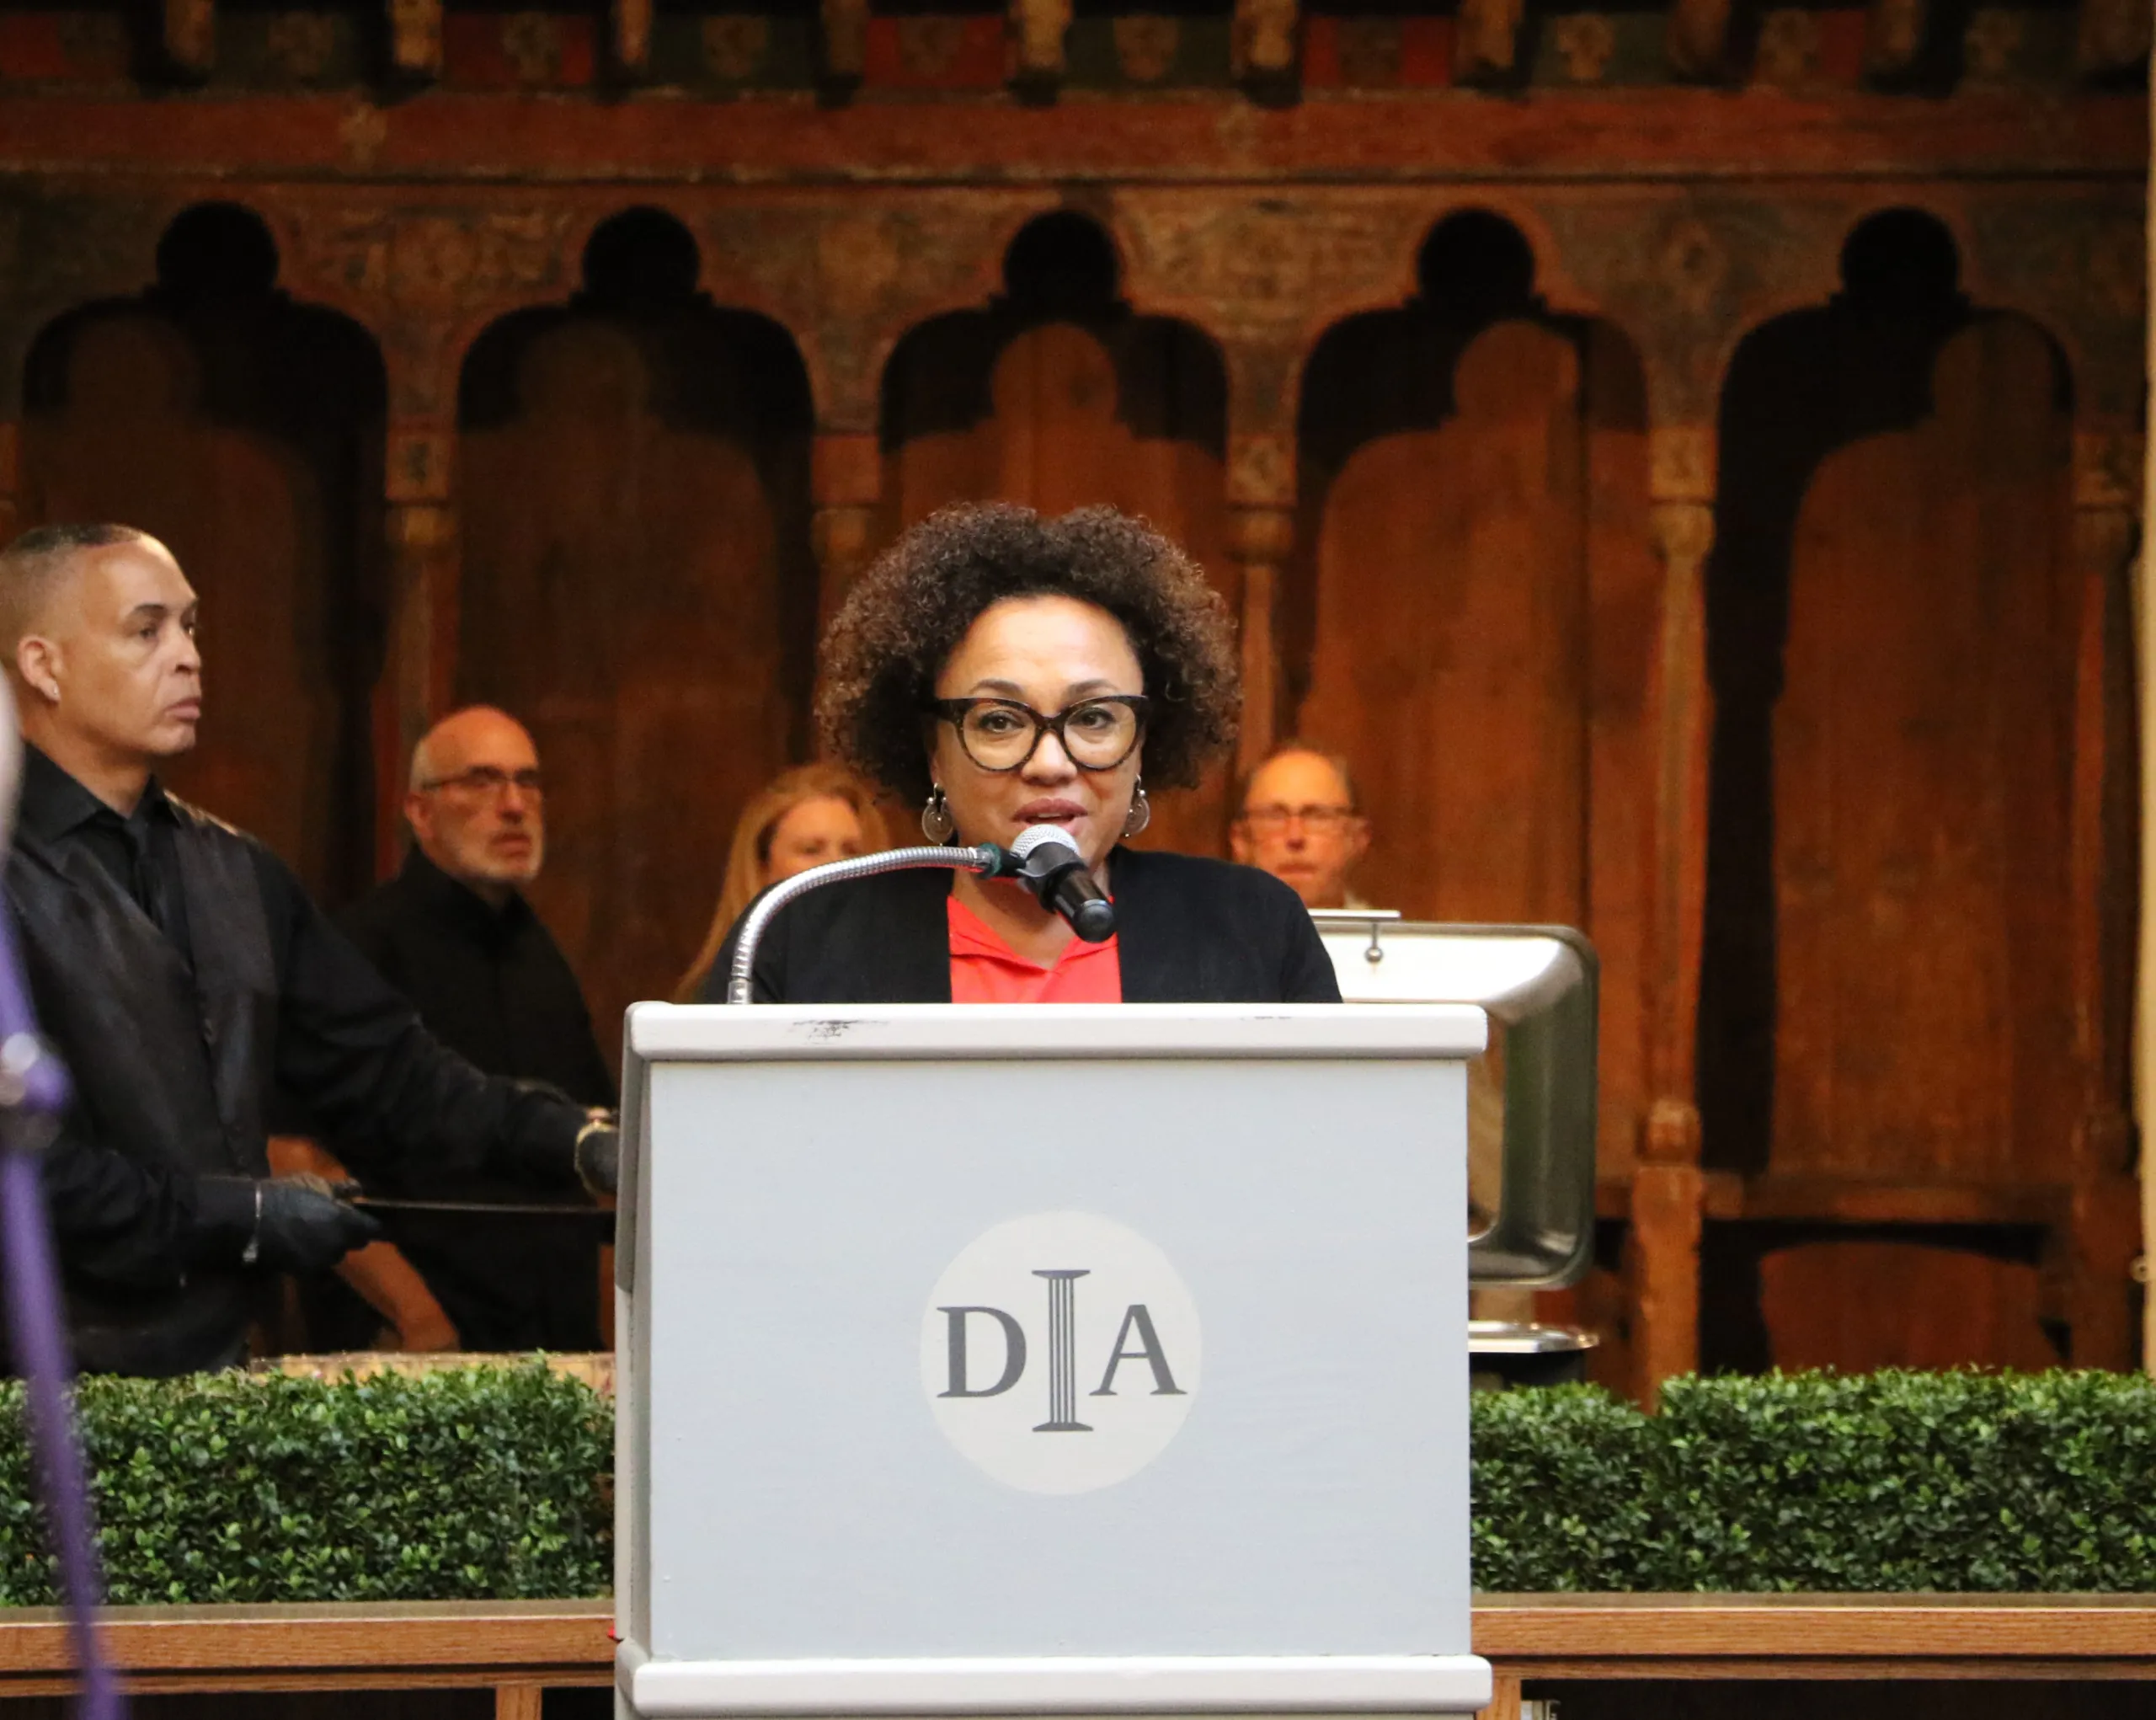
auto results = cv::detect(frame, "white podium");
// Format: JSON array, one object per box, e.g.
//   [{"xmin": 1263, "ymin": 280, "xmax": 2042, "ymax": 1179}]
[{"xmin": 614, "ymin": 1003, "xmax": 1494, "ymax": 1719}]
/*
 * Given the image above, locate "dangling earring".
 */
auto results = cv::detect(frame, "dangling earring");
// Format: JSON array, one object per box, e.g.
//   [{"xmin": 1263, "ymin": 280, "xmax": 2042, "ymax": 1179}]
[
  {"xmin": 1121, "ymin": 778, "xmax": 1151, "ymax": 838},
  {"xmin": 921, "ymin": 784, "xmax": 956, "ymax": 843}
]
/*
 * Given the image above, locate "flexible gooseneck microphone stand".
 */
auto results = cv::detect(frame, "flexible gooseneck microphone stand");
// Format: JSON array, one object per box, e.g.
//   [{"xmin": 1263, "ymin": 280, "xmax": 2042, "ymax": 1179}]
[
  {"xmin": 0, "ymin": 907, "xmax": 120, "ymax": 1719},
  {"xmin": 727, "ymin": 845, "xmax": 1011, "ymax": 1006}
]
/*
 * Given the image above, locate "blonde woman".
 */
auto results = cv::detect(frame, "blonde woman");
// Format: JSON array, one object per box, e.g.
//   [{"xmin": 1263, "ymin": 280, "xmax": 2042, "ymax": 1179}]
[{"xmin": 675, "ymin": 763, "xmax": 891, "ymax": 1001}]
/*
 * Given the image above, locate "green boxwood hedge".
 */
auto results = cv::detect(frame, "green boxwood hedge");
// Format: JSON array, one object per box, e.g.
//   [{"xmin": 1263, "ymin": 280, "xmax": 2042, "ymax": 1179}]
[
  {"xmin": 2, "ymin": 1364, "xmax": 2153, "ymax": 1603},
  {"xmin": 0, "ymin": 1363, "xmax": 610, "ymax": 1605},
  {"xmin": 1472, "ymin": 1370, "xmax": 2156, "ymax": 1592}
]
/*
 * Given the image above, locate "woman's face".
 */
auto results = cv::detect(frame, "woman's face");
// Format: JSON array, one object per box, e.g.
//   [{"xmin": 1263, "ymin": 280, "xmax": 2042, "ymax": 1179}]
[
  {"xmin": 762, "ymin": 793, "xmax": 867, "ymax": 884},
  {"xmin": 931, "ymin": 594, "xmax": 1145, "ymax": 872}
]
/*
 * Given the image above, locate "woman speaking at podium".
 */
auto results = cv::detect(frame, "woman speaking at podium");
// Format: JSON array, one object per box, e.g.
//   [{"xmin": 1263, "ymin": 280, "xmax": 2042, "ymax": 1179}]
[{"xmin": 706, "ymin": 504, "xmax": 1338, "ymax": 1006}]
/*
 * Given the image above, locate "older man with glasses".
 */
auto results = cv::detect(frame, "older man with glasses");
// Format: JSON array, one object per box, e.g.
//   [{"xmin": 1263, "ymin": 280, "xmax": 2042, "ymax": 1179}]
[
  {"xmin": 286, "ymin": 706, "xmax": 615, "ymax": 1355},
  {"xmin": 1230, "ymin": 741, "xmax": 1374, "ymax": 911}
]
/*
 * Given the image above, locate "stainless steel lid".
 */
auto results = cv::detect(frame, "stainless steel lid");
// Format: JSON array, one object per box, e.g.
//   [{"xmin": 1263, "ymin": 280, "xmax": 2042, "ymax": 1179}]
[{"xmin": 1467, "ymin": 1320, "xmax": 1599, "ymax": 1354}]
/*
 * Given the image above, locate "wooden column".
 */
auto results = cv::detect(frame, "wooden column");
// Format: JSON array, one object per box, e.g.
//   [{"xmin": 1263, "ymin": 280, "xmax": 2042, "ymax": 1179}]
[
  {"xmin": 1226, "ymin": 429, "xmax": 1295, "ymax": 774},
  {"xmin": 1476, "ymin": 1673, "xmax": 1523, "ymax": 1720},
  {"xmin": 1628, "ymin": 425, "xmax": 1716, "ymax": 1406},
  {"xmin": 2068, "ymin": 428, "xmax": 2143, "ymax": 1369},
  {"xmin": 380, "ymin": 420, "xmax": 458, "ymax": 879},
  {"xmin": 2138, "ymin": 97, "xmax": 2156, "ymax": 1387},
  {"xmin": 813, "ymin": 431, "xmax": 882, "ymax": 638}
]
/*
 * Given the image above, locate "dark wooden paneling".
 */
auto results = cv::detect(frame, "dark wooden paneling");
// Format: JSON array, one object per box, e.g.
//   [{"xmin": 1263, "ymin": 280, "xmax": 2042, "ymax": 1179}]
[
  {"xmin": 1758, "ymin": 1235, "xmax": 2060, "ymax": 1371},
  {"xmin": 456, "ymin": 290, "xmax": 814, "ymax": 1057},
  {"xmin": 1294, "ymin": 296, "xmax": 1655, "ymax": 1177},
  {"xmin": 881, "ymin": 292, "xmax": 1234, "ymax": 857},
  {"xmin": 1303, "ymin": 317, "xmax": 1591, "ymax": 923},
  {"xmin": 1771, "ymin": 317, "xmax": 2074, "ymax": 1187},
  {"xmin": 19, "ymin": 260, "xmax": 387, "ymax": 904}
]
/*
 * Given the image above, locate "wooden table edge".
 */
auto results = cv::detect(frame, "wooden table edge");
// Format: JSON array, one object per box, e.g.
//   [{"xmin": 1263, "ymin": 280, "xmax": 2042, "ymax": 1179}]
[{"xmin": 0, "ymin": 1596, "xmax": 2150, "ymax": 1680}]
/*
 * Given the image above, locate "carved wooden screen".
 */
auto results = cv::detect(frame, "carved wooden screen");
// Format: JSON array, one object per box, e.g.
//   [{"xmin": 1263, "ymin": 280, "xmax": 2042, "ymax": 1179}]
[
  {"xmin": 879, "ymin": 231, "xmax": 1234, "ymax": 857},
  {"xmin": 1771, "ymin": 318, "xmax": 2074, "ymax": 1192},
  {"xmin": 1293, "ymin": 310, "xmax": 1655, "ymax": 1177},
  {"xmin": 457, "ymin": 295, "xmax": 814, "ymax": 1057},
  {"xmin": 1700, "ymin": 222, "xmax": 2079, "ymax": 1370},
  {"xmin": 19, "ymin": 213, "xmax": 387, "ymax": 905}
]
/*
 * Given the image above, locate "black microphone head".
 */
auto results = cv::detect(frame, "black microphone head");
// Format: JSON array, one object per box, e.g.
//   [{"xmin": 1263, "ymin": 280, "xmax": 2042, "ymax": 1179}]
[{"xmin": 1070, "ymin": 897, "xmax": 1117, "ymax": 943}]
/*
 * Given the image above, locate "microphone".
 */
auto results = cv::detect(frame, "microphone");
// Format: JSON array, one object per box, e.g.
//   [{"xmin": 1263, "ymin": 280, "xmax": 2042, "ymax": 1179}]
[{"xmin": 1009, "ymin": 825, "xmax": 1116, "ymax": 943}]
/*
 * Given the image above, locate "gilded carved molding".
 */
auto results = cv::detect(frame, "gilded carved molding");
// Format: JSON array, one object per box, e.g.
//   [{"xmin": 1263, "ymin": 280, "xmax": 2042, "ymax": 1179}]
[
  {"xmin": 386, "ymin": 427, "xmax": 455, "ymax": 504},
  {"xmin": 1010, "ymin": 0, "xmax": 1075, "ymax": 83},
  {"xmin": 1455, "ymin": 0, "xmax": 1527, "ymax": 81},
  {"xmin": 700, "ymin": 200, "xmax": 1046, "ymax": 428},
  {"xmin": 388, "ymin": 0, "xmax": 443, "ymax": 78},
  {"xmin": 614, "ymin": 0, "xmax": 655, "ymax": 74},
  {"xmin": 1967, "ymin": 198, "xmax": 2145, "ymax": 422},
  {"xmin": 2073, "ymin": 430, "xmax": 2144, "ymax": 514},
  {"xmin": 1230, "ymin": 0, "xmax": 1298, "ymax": 79},
  {"xmin": 0, "ymin": 179, "xmax": 2140, "ymax": 454},
  {"xmin": 1665, "ymin": 0, "xmax": 1732, "ymax": 80},
  {"xmin": 282, "ymin": 205, "xmax": 577, "ymax": 316},
  {"xmin": 1540, "ymin": 195, "xmax": 1844, "ymax": 420},
  {"xmin": 1115, "ymin": 198, "xmax": 1406, "ymax": 338},
  {"xmin": 164, "ymin": 0, "xmax": 216, "ymax": 75},
  {"xmin": 820, "ymin": 0, "xmax": 868, "ymax": 81}
]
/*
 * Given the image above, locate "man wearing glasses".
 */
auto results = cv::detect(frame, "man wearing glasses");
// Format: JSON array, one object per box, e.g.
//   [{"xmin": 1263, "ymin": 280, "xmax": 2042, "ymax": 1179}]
[
  {"xmin": 1230, "ymin": 742, "xmax": 1374, "ymax": 911},
  {"xmin": 0, "ymin": 527, "xmax": 614, "ymax": 1377},
  {"xmin": 303, "ymin": 706, "xmax": 615, "ymax": 1354}
]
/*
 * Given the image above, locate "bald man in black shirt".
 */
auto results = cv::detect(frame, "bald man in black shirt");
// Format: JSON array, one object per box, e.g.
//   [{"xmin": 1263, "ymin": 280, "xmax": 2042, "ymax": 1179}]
[{"xmin": 323, "ymin": 706, "xmax": 613, "ymax": 1352}]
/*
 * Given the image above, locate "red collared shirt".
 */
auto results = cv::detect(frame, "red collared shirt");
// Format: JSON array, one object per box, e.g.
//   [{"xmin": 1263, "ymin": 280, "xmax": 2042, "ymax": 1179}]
[{"xmin": 947, "ymin": 894, "xmax": 1123, "ymax": 1003}]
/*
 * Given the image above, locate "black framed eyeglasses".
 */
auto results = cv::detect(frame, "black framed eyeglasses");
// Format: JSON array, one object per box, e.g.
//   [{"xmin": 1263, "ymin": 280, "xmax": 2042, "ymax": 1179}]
[
  {"xmin": 926, "ymin": 695, "xmax": 1150, "ymax": 773},
  {"xmin": 419, "ymin": 766, "xmax": 545, "ymax": 798}
]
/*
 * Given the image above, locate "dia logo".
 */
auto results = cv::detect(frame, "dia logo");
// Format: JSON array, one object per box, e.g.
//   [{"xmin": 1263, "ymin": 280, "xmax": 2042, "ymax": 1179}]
[{"xmin": 921, "ymin": 1211, "xmax": 1201, "ymax": 1494}]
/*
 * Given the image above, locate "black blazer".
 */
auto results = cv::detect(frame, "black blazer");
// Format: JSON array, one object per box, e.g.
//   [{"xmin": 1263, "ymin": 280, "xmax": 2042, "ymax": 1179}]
[{"xmin": 703, "ymin": 847, "xmax": 1342, "ymax": 1005}]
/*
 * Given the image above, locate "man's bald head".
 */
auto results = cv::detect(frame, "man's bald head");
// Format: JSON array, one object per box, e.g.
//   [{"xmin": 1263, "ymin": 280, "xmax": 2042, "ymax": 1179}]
[
  {"xmin": 1, "ymin": 525, "xmax": 201, "ymax": 804},
  {"xmin": 1230, "ymin": 740, "xmax": 1370, "ymax": 910},
  {"xmin": 409, "ymin": 706, "xmax": 538, "ymax": 793},
  {"xmin": 406, "ymin": 706, "xmax": 546, "ymax": 904},
  {"xmin": 0, "ymin": 524, "xmax": 157, "ymax": 656}
]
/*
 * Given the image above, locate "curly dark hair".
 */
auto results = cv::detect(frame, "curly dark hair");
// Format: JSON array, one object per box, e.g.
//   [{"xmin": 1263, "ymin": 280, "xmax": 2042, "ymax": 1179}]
[{"xmin": 818, "ymin": 503, "xmax": 1240, "ymax": 805}]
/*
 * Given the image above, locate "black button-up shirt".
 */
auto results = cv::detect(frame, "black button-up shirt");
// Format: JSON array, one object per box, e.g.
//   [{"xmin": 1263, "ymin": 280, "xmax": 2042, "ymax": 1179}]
[
  {"xmin": 19, "ymin": 747, "xmax": 194, "ymax": 966},
  {"xmin": 17, "ymin": 745, "xmax": 587, "ymax": 1289},
  {"xmin": 338, "ymin": 848, "xmax": 613, "ymax": 1111},
  {"xmin": 326, "ymin": 847, "xmax": 613, "ymax": 1349}
]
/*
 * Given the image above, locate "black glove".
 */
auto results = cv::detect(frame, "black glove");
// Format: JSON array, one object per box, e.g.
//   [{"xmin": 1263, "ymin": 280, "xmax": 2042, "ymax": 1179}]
[
  {"xmin": 574, "ymin": 1122, "xmax": 620, "ymax": 1198},
  {"xmin": 249, "ymin": 1176, "xmax": 382, "ymax": 1274}
]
